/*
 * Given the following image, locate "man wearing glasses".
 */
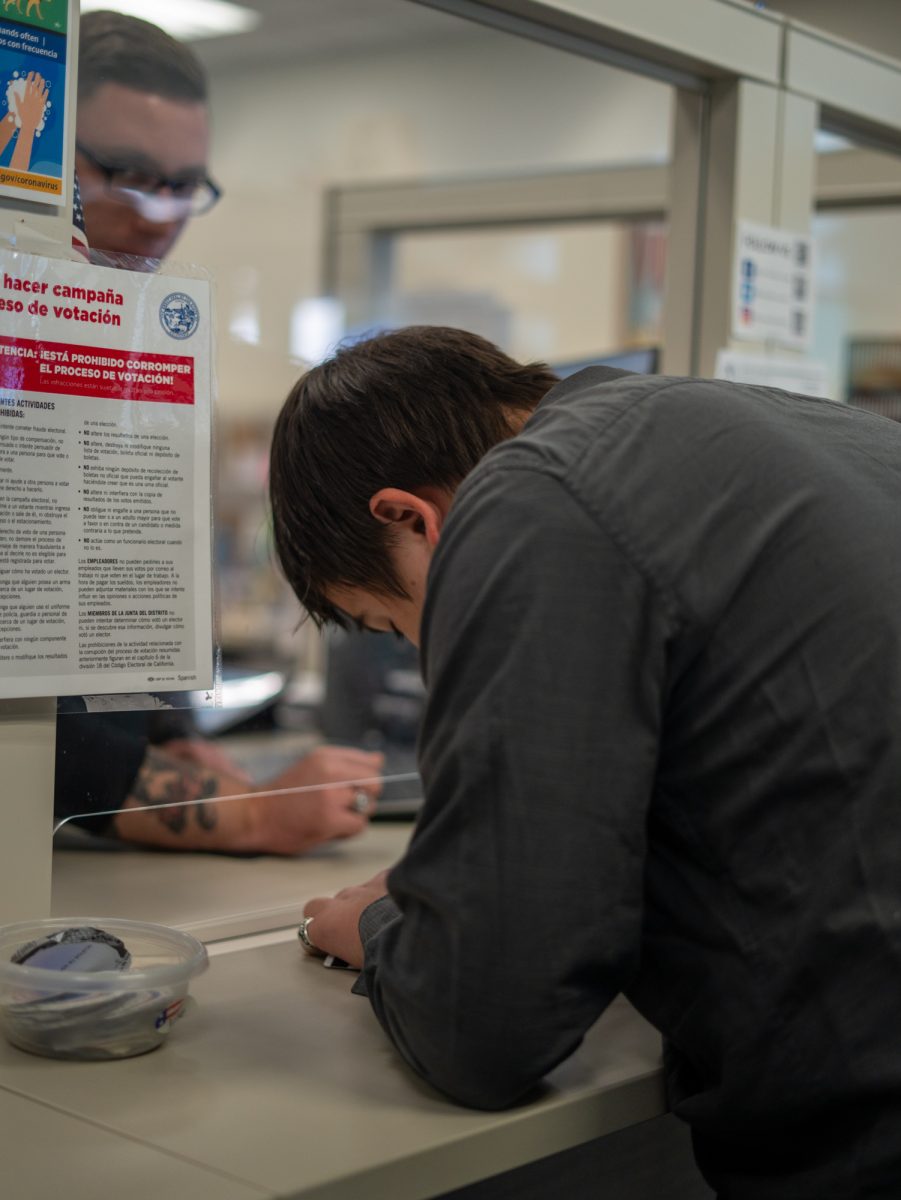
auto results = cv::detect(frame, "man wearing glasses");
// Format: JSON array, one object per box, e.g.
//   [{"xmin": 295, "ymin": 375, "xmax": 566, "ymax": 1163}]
[
  {"xmin": 52, "ymin": 11, "xmax": 384, "ymax": 854},
  {"xmin": 75, "ymin": 10, "xmax": 220, "ymax": 263}
]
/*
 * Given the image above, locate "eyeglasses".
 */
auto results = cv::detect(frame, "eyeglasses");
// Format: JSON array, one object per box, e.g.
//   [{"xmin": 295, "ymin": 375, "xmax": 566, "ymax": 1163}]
[{"xmin": 76, "ymin": 142, "xmax": 222, "ymax": 218}]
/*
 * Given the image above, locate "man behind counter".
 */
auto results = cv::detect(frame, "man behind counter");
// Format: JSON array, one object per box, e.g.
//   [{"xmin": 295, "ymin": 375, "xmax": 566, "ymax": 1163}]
[
  {"xmin": 54, "ymin": 11, "xmax": 382, "ymax": 854},
  {"xmin": 269, "ymin": 326, "xmax": 901, "ymax": 1197}
]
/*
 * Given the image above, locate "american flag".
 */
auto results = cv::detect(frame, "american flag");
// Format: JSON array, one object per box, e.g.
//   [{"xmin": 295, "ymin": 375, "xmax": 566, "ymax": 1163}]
[{"xmin": 71, "ymin": 169, "xmax": 89, "ymax": 258}]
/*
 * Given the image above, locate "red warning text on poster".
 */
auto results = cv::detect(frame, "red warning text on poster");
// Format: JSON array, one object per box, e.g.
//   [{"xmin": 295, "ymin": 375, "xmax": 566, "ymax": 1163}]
[{"xmin": 0, "ymin": 335, "xmax": 195, "ymax": 405}]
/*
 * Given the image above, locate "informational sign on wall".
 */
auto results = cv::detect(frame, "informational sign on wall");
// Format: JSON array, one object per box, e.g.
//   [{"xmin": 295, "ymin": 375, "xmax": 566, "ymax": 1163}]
[
  {"xmin": 0, "ymin": 248, "xmax": 213, "ymax": 700},
  {"xmin": 731, "ymin": 221, "xmax": 814, "ymax": 352},
  {"xmin": 0, "ymin": 0, "xmax": 69, "ymax": 205},
  {"xmin": 714, "ymin": 349, "xmax": 829, "ymax": 399}
]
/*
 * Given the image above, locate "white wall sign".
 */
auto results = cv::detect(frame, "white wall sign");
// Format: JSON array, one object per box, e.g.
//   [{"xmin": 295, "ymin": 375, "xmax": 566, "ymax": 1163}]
[
  {"xmin": 714, "ymin": 349, "xmax": 830, "ymax": 399},
  {"xmin": 0, "ymin": 248, "xmax": 213, "ymax": 700},
  {"xmin": 731, "ymin": 220, "xmax": 813, "ymax": 352}
]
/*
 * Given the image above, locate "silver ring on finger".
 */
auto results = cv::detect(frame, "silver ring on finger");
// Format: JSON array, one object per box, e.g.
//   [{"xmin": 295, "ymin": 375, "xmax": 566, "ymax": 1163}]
[
  {"xmin": 298, "ymin": 916, "xmax": 319, "ymax": 954},
  {"xmin": 351, "ymin": 788, "xmax": 370, "ymax": 815}
]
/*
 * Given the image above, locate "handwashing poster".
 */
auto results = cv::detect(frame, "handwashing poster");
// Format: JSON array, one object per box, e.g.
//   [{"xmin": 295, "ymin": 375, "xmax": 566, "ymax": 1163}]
[{"xmin": 0, "ymin": 0, "xmax": 68, "ymax": 205}]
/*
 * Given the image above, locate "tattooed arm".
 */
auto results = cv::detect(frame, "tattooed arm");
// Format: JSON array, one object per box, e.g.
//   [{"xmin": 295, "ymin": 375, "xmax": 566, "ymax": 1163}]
[
  {"xmin": 110, "ymin": 745, "xmax": 254, "ymax": 852},
  {"xmin": 110, "ymin": 744, "xmax": 384, "ymax": 855}
]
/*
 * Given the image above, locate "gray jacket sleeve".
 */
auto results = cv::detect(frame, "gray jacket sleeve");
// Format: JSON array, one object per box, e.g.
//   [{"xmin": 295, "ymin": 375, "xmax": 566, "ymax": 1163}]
[
  {"xmin": 358, "ymin": 464, "xmax": 674, "ymax": 1110},
  {"xmin": 352, "ymin": 895, "xmax": 403, "ymax": 997}
]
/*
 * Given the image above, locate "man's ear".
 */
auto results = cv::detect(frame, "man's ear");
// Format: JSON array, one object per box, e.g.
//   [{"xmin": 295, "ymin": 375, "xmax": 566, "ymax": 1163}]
[{"xmin": 369, "ymin": 488, "xmax": 446, "ymax": 548}]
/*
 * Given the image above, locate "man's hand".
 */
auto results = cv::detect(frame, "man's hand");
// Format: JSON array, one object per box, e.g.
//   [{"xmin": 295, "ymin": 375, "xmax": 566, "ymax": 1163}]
[
  {"xmin": 301, "ymin": 870, "xmax": 391, "ymax": 968},
  {"xmin": 161, "ymin": 737, "xmax": 254, "ymax": 786},
  {"xmin": 112, "ymin": 744, "xmax": 383, "ymax": 856},
  {"xmin": 248, "ymin": 747, "xmax": 384, "ymax": 856}
]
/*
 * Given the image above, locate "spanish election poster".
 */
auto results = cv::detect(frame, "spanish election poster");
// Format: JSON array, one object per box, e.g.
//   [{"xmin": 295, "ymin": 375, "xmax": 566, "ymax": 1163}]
[
  {"xmin": 0, "ymin": 0, "xmax": 68, "ymax": 205},
  {"xmin": 0, "ymin": 247, "xmax": 213, "ymax": 700}
]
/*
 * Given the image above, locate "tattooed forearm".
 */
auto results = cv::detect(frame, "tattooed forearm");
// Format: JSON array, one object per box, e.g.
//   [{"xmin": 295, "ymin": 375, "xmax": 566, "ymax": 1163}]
[
  {"xmin": 193, "ymin": 801, "xmax": 218, "ymax": 831},
  {"xmin": 128, "ymin": 746, "xmax": 219, "ymax": 835}
]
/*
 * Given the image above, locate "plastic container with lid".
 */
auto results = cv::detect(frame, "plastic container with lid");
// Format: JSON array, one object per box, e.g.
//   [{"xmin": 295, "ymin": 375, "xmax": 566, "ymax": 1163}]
[{"xmin": 0, "ymin": 917, "xmax": 208, "ymax": 1060}]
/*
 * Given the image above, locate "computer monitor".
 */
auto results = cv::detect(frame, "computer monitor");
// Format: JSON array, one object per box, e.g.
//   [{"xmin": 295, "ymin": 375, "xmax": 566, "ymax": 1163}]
[{"xmin": 551, "ymin": 346, "xmax": 659, "ymax": 378}]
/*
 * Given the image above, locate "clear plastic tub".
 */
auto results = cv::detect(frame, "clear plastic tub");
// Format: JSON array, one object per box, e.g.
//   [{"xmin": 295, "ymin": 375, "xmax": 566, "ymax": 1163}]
[{"xmin": 0, "ymin": 917, "xmax": 208, "ymax": 1060}]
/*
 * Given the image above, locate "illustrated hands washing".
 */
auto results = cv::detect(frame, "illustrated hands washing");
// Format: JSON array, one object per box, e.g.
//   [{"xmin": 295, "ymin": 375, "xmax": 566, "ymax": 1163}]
[
  {"xmin": 9, "ymin": 71, "xmax": 49, "ymax": 172},
  {"xmin": 0, "ymin": 110, "xmax": 15, "ymax": 158}
]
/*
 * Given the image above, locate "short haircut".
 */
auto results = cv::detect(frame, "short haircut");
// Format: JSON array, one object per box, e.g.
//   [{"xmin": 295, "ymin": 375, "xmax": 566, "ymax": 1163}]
[
  {"xmin": 78, "ymin": 10, "xmax": 207, "ymax": 103},
  {"xmin": 269, "ymin": 326, "xmax": 558, "ymax": 628}
]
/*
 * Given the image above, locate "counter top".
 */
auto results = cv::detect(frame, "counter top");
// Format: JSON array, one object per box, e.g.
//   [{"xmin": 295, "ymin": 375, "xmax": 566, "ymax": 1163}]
[
  {"xmin": 0, "ymin": 822, "xmax": 677, "ymax": 1199},
  {"xmin": 51, "ymin": 823, "xmax": 414, "ymax": 941},
  {"xmin": 0, "ymin": 934, "xmax": 664, "ymax": 1200}
]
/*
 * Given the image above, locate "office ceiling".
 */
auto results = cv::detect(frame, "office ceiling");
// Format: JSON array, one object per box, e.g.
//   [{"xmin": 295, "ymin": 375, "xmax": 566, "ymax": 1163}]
[
  {"xmin": 93, "ymin": 1, "xmax": 901, "ymax": 77},
  {"xmin": 191, "ymin": 0, "xmax": 481, "ymax": 74},
  {"xmin": 754, "ymin": 0, "xmax": 901, "ymax": 62}
]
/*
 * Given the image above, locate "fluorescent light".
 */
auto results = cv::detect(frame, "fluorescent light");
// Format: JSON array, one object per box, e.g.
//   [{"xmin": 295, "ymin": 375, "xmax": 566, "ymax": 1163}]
[
  {"xmin": 79, "ymin": 0, "xmax": 260, "ymax": 42},
  {"xmin": 290, "ymin": 297, "xmax": 346, "ymax": 366},
  {"xmin": 229, "ymin": 300, "xmax": 260, "ymax": 347},
  {"xmin": 815, "ymin": 130, "xmax": 853, "ymax": 154}
]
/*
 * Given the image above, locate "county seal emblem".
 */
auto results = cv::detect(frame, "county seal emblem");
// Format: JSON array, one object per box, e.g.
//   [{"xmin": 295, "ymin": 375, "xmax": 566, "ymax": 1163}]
[{"xmin": 159, "ymin": 292, "xmax": 200, "ymax": 340}]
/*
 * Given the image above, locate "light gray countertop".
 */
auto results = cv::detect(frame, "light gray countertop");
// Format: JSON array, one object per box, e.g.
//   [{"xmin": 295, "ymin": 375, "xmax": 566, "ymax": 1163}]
[
  {"xmin": 51, "ymin": 822, "xmax": 415, "ymax": 941},
  {"xmin": 0, "ymin": 935, "xmax": 664, "ymax": 1200},
  {"xmin": 0, "ymin": 823, "xmax": 667, "ymax": 1199}
]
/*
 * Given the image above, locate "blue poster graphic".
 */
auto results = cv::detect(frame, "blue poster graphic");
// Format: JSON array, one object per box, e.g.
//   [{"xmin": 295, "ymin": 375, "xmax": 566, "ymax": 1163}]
[{"xmin": 0, "ymin": 17, "xmax": 66, "ymax": 203}]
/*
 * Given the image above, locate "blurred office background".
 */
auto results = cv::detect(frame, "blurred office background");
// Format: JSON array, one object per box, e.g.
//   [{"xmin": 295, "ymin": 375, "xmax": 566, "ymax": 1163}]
[{"xmin": 79, "ymin": 0, "xmax": 901, "ymax": 754}]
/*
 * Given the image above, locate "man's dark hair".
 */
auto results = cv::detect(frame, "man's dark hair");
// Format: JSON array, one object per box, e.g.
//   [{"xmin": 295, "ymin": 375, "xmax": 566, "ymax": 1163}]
[
  {"xmin": 269, "ymin": 326, "xmax": 558, "ymax": 628},
  {"xmin": 78, "ymin": 11, "xmax": 207, "ymax": 103}
]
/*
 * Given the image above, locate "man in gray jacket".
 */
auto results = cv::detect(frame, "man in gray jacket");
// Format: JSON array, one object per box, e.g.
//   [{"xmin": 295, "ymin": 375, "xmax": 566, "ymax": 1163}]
[{"xmin": 269, "ymin": 325, "xmax": 901, "ymax": 1197}]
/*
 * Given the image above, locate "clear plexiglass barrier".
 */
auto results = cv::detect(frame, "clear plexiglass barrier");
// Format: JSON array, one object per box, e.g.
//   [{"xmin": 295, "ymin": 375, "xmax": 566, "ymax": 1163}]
[
  {"xmin": 51, "ymin": 710, "xmax": 422, "ymax": 941},
  {"xmin": 33, "ymin": 0, "xmax": 678, "ymax": 939}
]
